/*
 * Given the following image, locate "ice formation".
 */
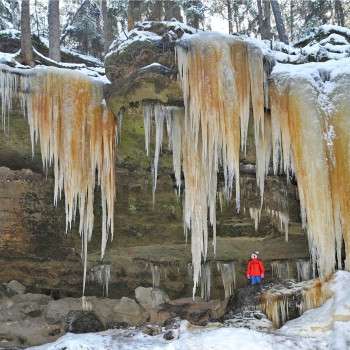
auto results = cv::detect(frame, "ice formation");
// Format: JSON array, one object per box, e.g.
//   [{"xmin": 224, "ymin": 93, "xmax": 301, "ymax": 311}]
[
  {"xmin": 200, "ymin": 262, "xmax": 212, "ymax": 301},
  {"xmin": 271, "ymin": 261, "xmax": 292, "ymax": 280},
  {"xmin": 217, "ymin": 261, "xmax": 236, "ymax": 298},
  {"xmin": 261, "ymin": 277, "xmax": 331, "ymax": 328},
  {"xmin": 270, "ymin": 59, "xmax": 350, "ymax": 276},
  {"xmin": 150, "ymin": 263, "xmax": 161, "ymax": 288},
  {"xmin": 175, "ymin": 33, "xmax": 270, "ymax": 292},
  {"xmin": 0, "ymin": 65, "xmax": 116, "ymax": 294},
  {"xmin": 296, "ymin": 260, "xmax": 314, "ymax": 282},
  {"xmin": 173, "ymin": 32, "xmax": 350, "ymax": 288},
  {"xmin": 88, "ymin": 264, "xmax": 111, "ymax": 297}
]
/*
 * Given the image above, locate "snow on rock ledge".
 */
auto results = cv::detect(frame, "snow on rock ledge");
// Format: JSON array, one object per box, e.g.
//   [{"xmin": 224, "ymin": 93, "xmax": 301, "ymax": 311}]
[{"xmin": 104, "ymin": 21, "xmax": 199, "ymax": 113}]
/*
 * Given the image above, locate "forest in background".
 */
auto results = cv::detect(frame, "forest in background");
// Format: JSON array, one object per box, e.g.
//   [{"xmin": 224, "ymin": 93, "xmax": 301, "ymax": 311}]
[{"xmin": 1, "ymin": 0, "xmax": 350, "ymax": 61}]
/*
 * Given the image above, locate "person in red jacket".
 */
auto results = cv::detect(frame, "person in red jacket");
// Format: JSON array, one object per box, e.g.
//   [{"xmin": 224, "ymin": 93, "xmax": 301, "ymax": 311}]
[{"xmin": 246, "ymin": 251, "xmax": 265, "ymax": 285}]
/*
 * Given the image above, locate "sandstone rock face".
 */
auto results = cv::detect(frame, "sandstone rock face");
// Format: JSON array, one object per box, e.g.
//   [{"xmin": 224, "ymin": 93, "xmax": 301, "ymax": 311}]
[
  {"xmin": 0, "ymin": 105, "xmax": 309, "ymax": 302},
  {"xmin": 105, "ymin": 21, "xmax": 197, "ymax": 113},
  {"xmin": 135, "ymin": 287, "xmax": 170, "ymax": 309}
]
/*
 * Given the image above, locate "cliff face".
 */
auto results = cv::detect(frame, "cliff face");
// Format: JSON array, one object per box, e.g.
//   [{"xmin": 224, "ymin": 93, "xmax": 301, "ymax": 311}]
[
  {"xmin": 11, "ymin": 22, "xmax": 350, "ymax": 300},
  {"xmin": 0, "ymin": 90, "xmax": 307, "ymax": 301}
]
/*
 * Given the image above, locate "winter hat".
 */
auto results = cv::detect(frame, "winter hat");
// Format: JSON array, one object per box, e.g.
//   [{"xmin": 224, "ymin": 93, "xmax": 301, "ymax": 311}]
[{"xmin": 251, "ymin": 251, "xmax": 259, "ymax": 259}]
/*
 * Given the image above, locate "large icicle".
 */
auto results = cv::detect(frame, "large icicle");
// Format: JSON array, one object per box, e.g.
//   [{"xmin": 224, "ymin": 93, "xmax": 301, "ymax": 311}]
[
  {"xmin": 0, "ymin": 65, "xmax": 116, "ymax": 294},
  {"xmin": 270, "ymin": 60, "xmax": 350, "ymax": 277},
  {"xmin": 176, "ymin": 34, "xmax": 266, "ymax": 293}
]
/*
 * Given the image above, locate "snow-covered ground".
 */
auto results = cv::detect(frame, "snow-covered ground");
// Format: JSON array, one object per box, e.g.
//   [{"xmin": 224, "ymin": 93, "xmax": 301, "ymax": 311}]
[{"xmin": 29, "ymin": 271, "xmax": 350, "ymax": 350}]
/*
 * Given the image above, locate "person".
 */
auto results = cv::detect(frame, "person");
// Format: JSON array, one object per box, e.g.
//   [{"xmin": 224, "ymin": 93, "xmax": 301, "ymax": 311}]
[{"xmin": 246, "ymin": 251, "xmax": 265, "ymax": 285}]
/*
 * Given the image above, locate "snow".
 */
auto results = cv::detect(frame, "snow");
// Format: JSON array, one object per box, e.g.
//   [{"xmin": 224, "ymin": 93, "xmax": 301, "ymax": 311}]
[
  {"xmin": 106, "ymin": 29, "xmax": 162, "ymax": 58},
  {"xmin": 26, "ymin": 272, "xmax": 350, "ymax": 350},
  {"xmin": 0, "ymin": 28, "xmax": 20, "ymax": 39},
  {"xmin": 0, "ymin": 51, "xmax": 19, "ymax": 66}
]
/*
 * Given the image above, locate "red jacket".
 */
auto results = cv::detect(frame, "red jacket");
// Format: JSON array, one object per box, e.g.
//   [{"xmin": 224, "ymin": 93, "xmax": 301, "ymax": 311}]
[{"xmin": 246, "ymin": 259, "xmax": 265, "ymax": 277}]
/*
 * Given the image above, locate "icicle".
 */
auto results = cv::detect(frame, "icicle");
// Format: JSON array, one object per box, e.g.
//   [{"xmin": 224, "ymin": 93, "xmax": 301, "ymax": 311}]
[
  {"xmin": 261, "ymin": 293, "xmax": 289, "ymax": 328},
  {"xmin": 0, "ymin": 66, "xmax": 116, "ymax": 296},
  {"xmin": 150, "ymin": 263, "xmax": 161, "ymax": 288},
  {"xmin": 88, "ymin": 264, "xmax": 111, "ymax": 297},
  {"xmin": 0, "ymin": 66, "xmax": 19, "ymax": 132},
  {"xmin": 249, "ymin": 207, "xmax": 262, "ymax": 231},
  {"xmin": 217, "ymin": 261, "xmax": 236, "ymax": 298},
  {"xmin": 176, "ymin": 34, "xmax": 266, "ymax": 294},
  {"xmin": 152, "ymin": 105, "xmax": 165, "ymax": 204},
  {"xmin": 200, "ymin": 262, "xmax": 211, "ymax": 301},
  {"xmin": 116, "ymin": 110, "xmax": 123, "ymax": 144},
  {"xmin": 296, "ymin": 260, "xmax": 312, "ymax": 282},
  {"xmin": 270, "ymin": 71, "xmax": 338, "ymax": 278},
  {"xmin": 300, "ymin": 279, "xmax": 331, "ymax": 314},
  {"xmin": 271, "ymin": 261, "xmax": 291, "ymax": 280},
  {"xmin": 143, "ymin": 104, "xmax": 153, "ymax": 156}
]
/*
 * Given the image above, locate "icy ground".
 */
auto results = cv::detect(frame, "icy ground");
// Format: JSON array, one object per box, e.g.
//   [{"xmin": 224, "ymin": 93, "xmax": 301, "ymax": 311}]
[{"xmin": 29, "ymin": 271, "xmax": 350, "ymax": 350}]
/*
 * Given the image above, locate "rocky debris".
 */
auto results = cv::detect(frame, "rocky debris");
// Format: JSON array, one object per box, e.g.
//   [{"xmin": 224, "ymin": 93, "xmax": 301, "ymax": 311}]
[
  {"xmin": 135, "ymin": 287, "xmax": 170, "ymax": 309},
  {"xmin": 141, "ymin": 323, "xmax": 162, "ymax": 336},
  {"xmin": 45, "ymin": 297, "xmax": 82, "ymax": 324},
  {"xmin": 6, "ymin": 280, "xmax": 26, "ymax": 295},
  {"xmin": 224, "ymin": 310, "xmax": 273, "ymax": 332},
  {"xmin": 163, "ymin": 329, "xmax": 178, "ymax": 340},
  {"xmin": 65, "ymin": 311, "xmax": 105, "ymax": 333},
  {"xmin": 151, "ymin": 297, "xmax": 229, "ymax": 326},
  {"xmin": 0, "ymin": 292, "xmax": 149, "ymax": 348}
]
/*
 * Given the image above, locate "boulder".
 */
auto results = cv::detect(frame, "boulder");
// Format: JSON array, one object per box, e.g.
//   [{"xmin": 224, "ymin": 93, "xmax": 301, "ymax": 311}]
[
  {"xmin": 112, "ymin": 297, "xmax": 148, "ymax": 326},
  {"xmin": 135, "ymin": 287, "xmax": 170, "ymax": 309},
  {"xmin": 7, "ymin": 280, "xmax": 26, "ymax": 295},
  {"xmin": 105, "ymin": 21, "xmax": 197, "ymax": 113},
  {"xmin": 45, "ymin": 297, "xmax": 82, "ymax": 324},
  {"xmin": 45, "ymin": 296, "xmax": 149, "ymax": 327},
  {"xmin": 65, "ymin": 311, "xmax": 105, "ymax": 333}
]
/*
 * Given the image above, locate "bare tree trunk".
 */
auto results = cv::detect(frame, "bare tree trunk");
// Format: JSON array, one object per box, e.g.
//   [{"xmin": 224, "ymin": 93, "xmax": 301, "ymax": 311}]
[
  {"xmin": 257, "ymin": 0, "xmax": 272, "ymax": 40},
  {"xmin": 226, "ymin": 0, "xmax": 233, "ymax": 34},
  {"xmin": 263, "ymin": 0, "xmax": 272, "ymax": 39},
  {"xmin": 101, "ymin": 0, "xmax": 113, "ymax": 54},
  {"xmin": 270, "ymin": 0, "xmax": 288, "ymax": 43},
  {"xmin": 290, "ymin": 0, "xmax": 294, "ymax": 41},
  {"xmin": 149, "ymin": 0, "xmax": 162, "ymax": 21},
  {"xmin": 128, "ymin": 0, "xmax": 142, "ymax": 31},
  {"xmin": 48, "ymin": 0, "xmax": 61, "ymax": 62},
  {"xmin": 34, "ymin": 0, "xmax": 40, "ymax": 36},
  {"xmin": 21, "ymin": 0, "xmax": 33, "ymax": 66},
  {"xmin": 334, "ymin": 0, "xmax": 345, "ymax": 27},
  {"xmin": 257, "ymin": 0, "xmax": 264, "ymax": 36},
  {"xmin": 164, "ymin": 1, "xmax": 182, "ymax": 21}
]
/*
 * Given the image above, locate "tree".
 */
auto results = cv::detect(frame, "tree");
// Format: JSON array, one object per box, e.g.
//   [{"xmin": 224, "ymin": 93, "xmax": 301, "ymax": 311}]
[
  {"xmin": 21, "ymin": 0, "xmax": 33, "ymax": 65},
  {"xmin": 183, "ymin": 0, "xmax": 205, "ymax": 29},
  {"xmin": 164, "ymin": 0, "xmax": 182, "ymax": 21},
  {"xmin": 127, "ymin": 0, "xmax": 142, "ymax": 30},
  {"xmin": 334, "ymin": 0, "xmax": 345, "ymax": 26},
  {"xmin": 257, "ymin": 0, "xmax": 272, "ymax": 39},
  {"xmin": 48, "ymin": 0, "xmax": 61, "ymax": 62},
  {"xmin": 226, "ymin": 0, "xmax": 233, "ymax": 34},
  {"xmin": 61, "ymin": 0, "xmax": 103, "ymax": 57},
  {"xmin": 101, "ymin": 0, "xmax": 113, "ymax": 54},
  {"xmin": 148, "ymin": 0, "xmax": 163, "ymax": 21},
  {"xmin": 270, "ymin": 0, "xmax": 288, "ymax": 43}
]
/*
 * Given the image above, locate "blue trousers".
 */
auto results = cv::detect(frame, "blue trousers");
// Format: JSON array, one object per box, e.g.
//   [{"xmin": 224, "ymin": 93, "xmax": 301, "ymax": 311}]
[{"xmin": 250, "ymin": 276, "xmax": 262, "ymax": 285}]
